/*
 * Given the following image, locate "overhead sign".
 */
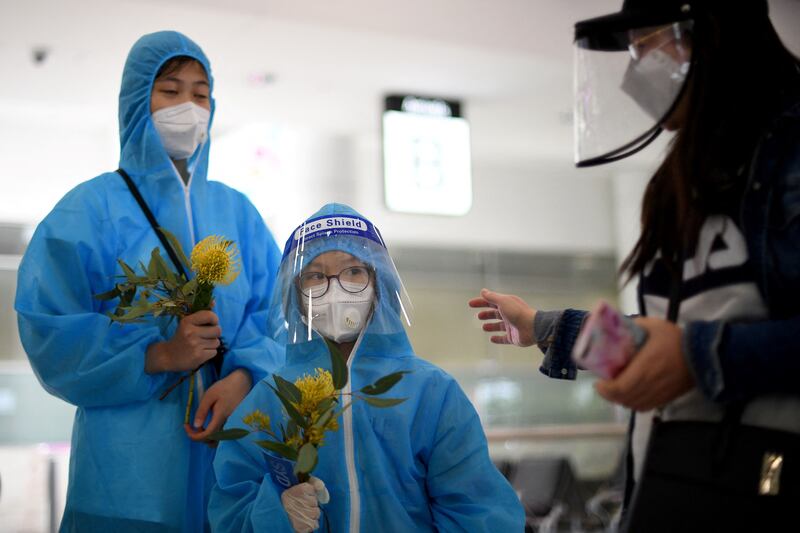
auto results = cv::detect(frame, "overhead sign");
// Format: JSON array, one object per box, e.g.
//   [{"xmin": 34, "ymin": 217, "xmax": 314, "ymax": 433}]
[{"xmin": 382, "ymin": 95, "xmax": 472, "ymax": 216}]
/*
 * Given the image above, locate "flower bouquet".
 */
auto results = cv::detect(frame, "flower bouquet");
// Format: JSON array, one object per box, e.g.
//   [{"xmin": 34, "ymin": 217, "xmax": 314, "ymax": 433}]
[
  {"xmin": 209, "ymin": 340, "xmax": 408, "ymax": 484},
  {"xmin": 96, "ymin": 229, "xmax": 240, "ymax": 423}
]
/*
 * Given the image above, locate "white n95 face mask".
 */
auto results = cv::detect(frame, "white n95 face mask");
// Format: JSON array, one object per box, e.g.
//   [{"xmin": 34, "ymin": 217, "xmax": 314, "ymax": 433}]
[
  {"xmin": 303, "ymin": 281, "xmax": 375, "ymax": 343},
  {"xmin": 151, "ymin": 101, "xmax": 210, "ymax": 160},
  {"xmin": 621, "ymin": 49, "xmax": 689, "ymax": 122}
]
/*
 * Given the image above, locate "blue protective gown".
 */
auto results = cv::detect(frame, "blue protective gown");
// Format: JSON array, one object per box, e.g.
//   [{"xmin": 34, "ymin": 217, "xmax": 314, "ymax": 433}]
[
  {"xmin": 209, "ymin": 204, "xmax": 525, "ymax": 532},
  {"xmin": 14, "ymin": 31, "xmax": 283, "ymax": 532}
]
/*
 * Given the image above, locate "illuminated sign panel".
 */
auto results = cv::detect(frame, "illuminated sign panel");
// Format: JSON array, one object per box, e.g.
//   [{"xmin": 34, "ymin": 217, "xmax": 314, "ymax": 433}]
[{"xmin": 382, "ymin": 95, "xmax": 472, "ymax": 216}]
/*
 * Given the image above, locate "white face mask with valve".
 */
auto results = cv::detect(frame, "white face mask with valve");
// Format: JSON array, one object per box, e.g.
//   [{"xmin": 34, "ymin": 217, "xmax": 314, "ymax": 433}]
[
  {"xmin": 151, "ymin": 101, "xmax": 210, "ymax": 160},
  {"xmin": 303, "ymin": 281, "xmax": 375, "ymax": 343},
  {"xmin": 621, "ymin": 48, "xmax": 689, "ymax": 122}
]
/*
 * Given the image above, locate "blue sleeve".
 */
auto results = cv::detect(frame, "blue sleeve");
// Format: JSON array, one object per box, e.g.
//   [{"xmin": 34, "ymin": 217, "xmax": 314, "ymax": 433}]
[
  {"xmin": 538, "ymin": 309, "xmax": 587, "ymax": 380},
  {"xmin": 222, "ymin": 212, "xmax": 285, "ymax": 383},
  {"xmin": 426, "ymin": 380, "xmax": 525, "ymax": 532},
  {"xmin": 684, "ymin": 315, "xmax": 800, "ymax": 403},
  {"xmin": 14, "ymin": 189, "xmax": 169, "ymax": 407},
  {"xmin": 209, "ymin": 385, "xmax": 294, "ymax": 532}
]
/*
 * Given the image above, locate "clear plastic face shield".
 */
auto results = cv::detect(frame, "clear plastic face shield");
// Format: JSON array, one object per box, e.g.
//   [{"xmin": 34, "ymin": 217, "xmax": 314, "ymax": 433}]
[
  {"xmin": 270, "ymin": 213, "xmax": 414, "ymax": 346},
  {"xmin": 574, "ymin": 18, "xmax": 693, "ymax": 166}
]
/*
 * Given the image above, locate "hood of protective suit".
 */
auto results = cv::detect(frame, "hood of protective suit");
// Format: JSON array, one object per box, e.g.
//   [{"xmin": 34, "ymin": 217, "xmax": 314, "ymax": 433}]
[
  {"xmin": 269, "ymin": 203, "xmax": 414, "ymax": 363},
  {"xmin": 119, "ymin": 31, "xmax": 215, "ymax": 187}
]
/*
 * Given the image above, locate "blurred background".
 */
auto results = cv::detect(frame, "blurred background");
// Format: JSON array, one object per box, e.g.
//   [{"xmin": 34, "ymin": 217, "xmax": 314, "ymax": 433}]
[{"xmin": 1, "ymin": 0, "xmax": 798, "ymax": 531}]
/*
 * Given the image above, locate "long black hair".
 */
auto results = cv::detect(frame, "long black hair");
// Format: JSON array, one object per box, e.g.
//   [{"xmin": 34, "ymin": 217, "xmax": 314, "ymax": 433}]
[{"xmin": 621, "ymin": 3, "xmax": 800, "ymax": 279}]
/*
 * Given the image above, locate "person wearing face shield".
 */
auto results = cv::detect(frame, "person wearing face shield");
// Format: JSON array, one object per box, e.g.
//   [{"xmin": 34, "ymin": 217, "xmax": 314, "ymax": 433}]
[
  {"xmin": 209, "ymin": 203, "xmax": 525, "ymax": 533},
  {"xmin": 14, "ymin": 31, "xmax": 283, "ymax": 531},
  {"xmin": 470, "ymin": 0, "xmax": 800, "ymax": 529}
]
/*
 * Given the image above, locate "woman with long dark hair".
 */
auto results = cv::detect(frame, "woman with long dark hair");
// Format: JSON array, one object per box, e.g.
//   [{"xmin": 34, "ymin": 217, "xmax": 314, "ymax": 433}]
[{"xmin": 471, "ymin": 0, "xmax": 800, "ymax": 529}]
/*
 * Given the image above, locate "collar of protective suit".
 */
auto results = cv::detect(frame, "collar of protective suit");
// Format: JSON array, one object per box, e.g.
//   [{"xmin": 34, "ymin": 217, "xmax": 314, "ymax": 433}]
[{"xmin": 117, "ymin": 31, "xmax": 216, "ymax": 202}]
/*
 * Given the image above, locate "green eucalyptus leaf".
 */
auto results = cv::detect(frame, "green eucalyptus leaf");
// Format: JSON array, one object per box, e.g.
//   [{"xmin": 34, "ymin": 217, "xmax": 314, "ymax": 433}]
[
  {"xmin": 295, "ymin": 443, "xmax": 318, "ymax": 475},
  {"xmin": 324, "ymin": 338, "xmax": 348, "ymax": 390},
  {"xmin": 360, "ymin": 371, "xmax": 410, "ymax": 396},
  {"xmin": 120, "ymin": 305, "xmax": 150, "ymax": 320},
  {"xmin": 146, "ymin": 253, "xmax": 158, "ymax": 279},
  {"xmin": 155, "ymin": 250, "xmax": 178, "ymax": 285},
  {"xmin": 273, "ymin": 374, "xmax": 302, "ymax": 405},
  {"xmin": 158, "ymin": 227, "xmax": 191, "ymax": 275},
  {"xmin": 287, "ymin": 419, "xmax": 298, "ymax": 439},
  {"xmin": 115, "ymin": 289, "xmax": 137, "ymax": 315},
  {"xmin": 313, "ymin": 405, "xmax": 336, "ymax": 429},
  {"xmin": 267, "ymin": 383, "xmax": 306, "ymax": 428},
  {"xmin": 206, "ymin": 428, "xmax": 250, "ymax": 441},
  {"xmin": 94, "ymin": 287, "xmax": 121, "ymax": 301},
  {"xmin": 316, "ymin": 397, "xmax": 336, "ymax": 414},
  {"xmin": 256, "ymin": 439, "xmax": 299, "ymax": 461},
  {"xmin": 118, "ymin": 260, "xmax": 138, "ymax": 282},
  {"xmin": 361, "ymin": 396, "xmax": 407, "ymax": 408},
  {"xmin": 134, "ymin": 294, "xmax": 152, "ymax": 309},
  {"xmin": 181, "ymin": 278, "xmax": 198, "ymax": 297}
]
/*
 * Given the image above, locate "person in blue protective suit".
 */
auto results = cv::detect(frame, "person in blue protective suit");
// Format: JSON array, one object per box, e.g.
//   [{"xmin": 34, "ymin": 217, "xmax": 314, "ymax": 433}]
[
  {"xmin": 208, "ymin": 203, "xmax": 524, "ymax": 532},
  {"xmin": 14, "ymin": 31, "xmax": 283, "ymax": 531}
]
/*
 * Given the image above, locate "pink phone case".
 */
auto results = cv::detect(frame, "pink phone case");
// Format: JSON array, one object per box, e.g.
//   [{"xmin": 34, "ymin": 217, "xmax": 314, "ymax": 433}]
[{"xmin": 572, "ymin": 300, "xmax": 646, "ymax": 379}]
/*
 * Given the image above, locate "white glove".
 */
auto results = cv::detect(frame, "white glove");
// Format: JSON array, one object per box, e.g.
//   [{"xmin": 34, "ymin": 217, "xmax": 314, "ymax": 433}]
[{"xmin": 281, "ymin": 476, "xmax": 330, "ymax": 533}]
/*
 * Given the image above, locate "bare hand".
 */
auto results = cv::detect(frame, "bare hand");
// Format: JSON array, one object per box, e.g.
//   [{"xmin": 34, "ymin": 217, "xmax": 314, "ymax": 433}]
[
  {"xmin": 595, "ymin": 317, "xmax": 695, "ymax": 411},
  {"xmin": 184, "ymin": 368, "xmax": 252, "ymax": 445},
  {"xmin": 468, "ymin": 288, "xmax": 537, "ymax": 346},
  {"xmin": 146, "ymin": 311, "xmax": 221, "ymax": 373}
]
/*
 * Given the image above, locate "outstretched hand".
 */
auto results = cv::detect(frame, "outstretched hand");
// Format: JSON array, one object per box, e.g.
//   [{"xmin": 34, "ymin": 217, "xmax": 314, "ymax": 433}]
[
  {"xmin": 595, "ymin": 317, "xmax": 695, "ymax": 411},
  {"xmin": 468, "ymin": 288, "xmax": 537, "ymax": 347}
]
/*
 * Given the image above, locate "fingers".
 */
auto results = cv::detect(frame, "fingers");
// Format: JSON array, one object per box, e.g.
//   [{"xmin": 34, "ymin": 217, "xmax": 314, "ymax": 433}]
[
  {"xmin": 468, "ymin": 297, "xmax": 494, "ymax": 309},
  {"xmin": 594, "ymin": 379, "xmax": 618, "ymax": 402},
  {"xmin": 309, "ymin": 476, "xmax": 330, "ymax": 505},
  {"xmin": 594, "ymin": 356, "xmax": 653, "ymax": 410},
  {"xmin": 490, "ymin": 335, "xmax": 511, "ymax": 344},
  {"xmin": 184, "ymin": 310, "xmax": 219, "ymax": 326},
  {"xmin": 282, "ymin": 483, "xmax": 321, "ymax": 532},
  {"xmin": 479, "ymin": 288, "xmax": 495, "ymax": 304},
  {"xmin": 187, "ymin": 409, "xmax": 225, "ymax": 442},
  {"xmin": 482, "ymin": 321, "xmax": 506, "ymax": 332},
  {"xmin": 195, "ymin": 326, "xmax": 223, "ymax": 341},
  {"xmin": 477, "ymin": 310, "xmax": 501, "ymax": 320},
  {"xmin": 193, "ymin": 387, "xmax": 216, "ymax": 429}
]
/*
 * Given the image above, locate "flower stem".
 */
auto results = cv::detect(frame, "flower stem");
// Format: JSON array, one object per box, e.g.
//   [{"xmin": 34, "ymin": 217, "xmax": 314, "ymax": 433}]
[
  {"xmin": 192, "ymin": 282, "xmax": 214, "ymax": 313},
  {"xmin": 184, "ymin": 370, "xmax": 196, "ymax": 425}
]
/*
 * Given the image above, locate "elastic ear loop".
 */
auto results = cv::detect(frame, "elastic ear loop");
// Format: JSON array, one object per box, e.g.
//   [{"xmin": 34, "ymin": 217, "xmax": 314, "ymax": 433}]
[{"xmin": 307, "ymin": 291, "xmax": 314, "ymax": 342}]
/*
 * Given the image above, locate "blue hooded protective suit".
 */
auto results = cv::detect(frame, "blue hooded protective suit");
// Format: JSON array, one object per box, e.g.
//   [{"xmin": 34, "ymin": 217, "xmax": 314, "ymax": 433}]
[
  {"xmin": 14, "ymin": 31, "xmax": 283, "ymax": 532},
  {"xmin": 209, "ymin": 203, "xmax": 524, "ymax": 532}
]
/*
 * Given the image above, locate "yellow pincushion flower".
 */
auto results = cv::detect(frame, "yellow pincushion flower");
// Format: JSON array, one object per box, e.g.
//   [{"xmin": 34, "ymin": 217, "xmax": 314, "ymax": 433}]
[
  {"xmin": 306, "ymin": 426, "xmax": 325, "ymax": 446},
  {"xmin": 243, "ymin": 409, "xmax": 271, "ymax": 432},
  {"xmin": 190, "ymin": 235, "xmax": 241, "ymax": 285},
  {"xmin": 286, "ymin": 433, "xmax": 303, "ymax": 449},
  {"xmin": 293, "ymin": 368, "xmax": 335, "ymax": 417}
]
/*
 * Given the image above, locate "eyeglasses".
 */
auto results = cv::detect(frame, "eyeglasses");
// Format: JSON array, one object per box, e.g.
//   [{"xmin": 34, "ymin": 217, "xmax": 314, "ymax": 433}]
[
  {"xmin": 297, "ymin": 266, "xmax": 372, "ymax": 298},
  {"xmin": 628, "ymin": 24, "xmax": 681, "ymax": 60}
]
